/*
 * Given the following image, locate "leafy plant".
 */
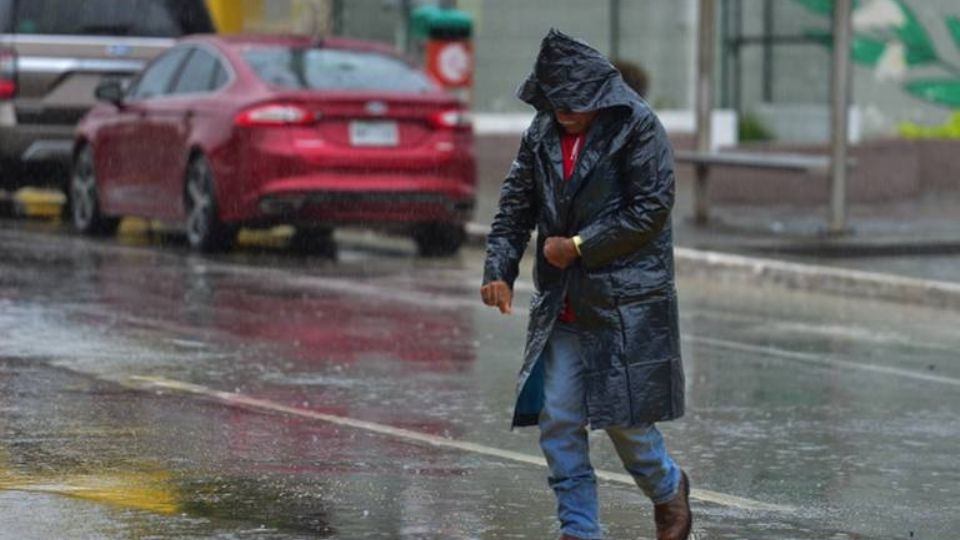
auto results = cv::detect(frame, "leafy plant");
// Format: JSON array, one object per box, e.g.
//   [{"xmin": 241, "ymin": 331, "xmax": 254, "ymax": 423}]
[{"xmin": 739, "ymin": 113, "xmax": 775, "ymax": 142}]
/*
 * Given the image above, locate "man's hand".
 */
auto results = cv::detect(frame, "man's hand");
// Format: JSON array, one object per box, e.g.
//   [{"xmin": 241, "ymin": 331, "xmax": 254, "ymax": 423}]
[
  {"xmin": 543, "ymin": 236, "xmax": 579, "ymax": 269},
  {"xmin": 480, "ymin": 280, "xmax": 513, "ymax": 315}
]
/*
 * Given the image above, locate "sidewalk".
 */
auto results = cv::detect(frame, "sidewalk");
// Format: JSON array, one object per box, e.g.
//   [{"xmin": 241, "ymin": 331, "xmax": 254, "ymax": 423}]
[{"xmin": 471, "ymin": 177, "xmax": 960, "ymax": 309}]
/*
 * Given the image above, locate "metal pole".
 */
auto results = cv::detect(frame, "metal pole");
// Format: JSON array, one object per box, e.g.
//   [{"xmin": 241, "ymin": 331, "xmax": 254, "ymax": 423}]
[
  {"xmin": 610, "ymin": 0, "xmax": 621, "ymax": 60},
  {"xmin": 331, "ymin": 0, "xmax": 343, "ymax": 35},
  {"xmin": 720, "ymin": 0, "xmax": 730, "ymax": 107},
  {"xmin": 762, "ymin": 0, "xmax": 774, "ymax": 102},
  {"xmin": 733, "ymin": 0, "xmax": 742, "ymax": 112},
  {"xmin": 828, "ymin": 0, "xmax": 852, "ymax": 234},
  {"xmin": 398, "ymin": 0, "xmax": 413, "ymax": 55},
  {"xmin": 694, "ymin": 0, "xmax": 715, "ymax": 225}
]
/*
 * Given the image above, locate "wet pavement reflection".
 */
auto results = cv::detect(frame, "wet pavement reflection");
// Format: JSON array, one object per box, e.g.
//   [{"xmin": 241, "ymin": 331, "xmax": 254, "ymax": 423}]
[{"xmin": 0, "ymin": 220, "xmax": 958, "ymax": 538}]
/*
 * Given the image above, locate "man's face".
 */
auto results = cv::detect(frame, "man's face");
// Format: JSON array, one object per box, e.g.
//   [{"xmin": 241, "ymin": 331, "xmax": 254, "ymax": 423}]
[{"xmin": 554, "ymin": 109, "xmax": 598, "ymax": 135}]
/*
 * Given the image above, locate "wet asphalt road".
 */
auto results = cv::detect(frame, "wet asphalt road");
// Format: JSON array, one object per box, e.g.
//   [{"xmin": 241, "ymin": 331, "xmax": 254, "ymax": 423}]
[{"xmin": 0, "ymin": 219, "xmax": 958, "ymax": 539}]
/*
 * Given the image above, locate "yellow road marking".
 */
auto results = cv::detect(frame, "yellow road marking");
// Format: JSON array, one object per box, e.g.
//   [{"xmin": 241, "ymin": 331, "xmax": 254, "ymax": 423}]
[{"xmin": 0, "ymin": 469, "xmax": 178, "ymax": 515}]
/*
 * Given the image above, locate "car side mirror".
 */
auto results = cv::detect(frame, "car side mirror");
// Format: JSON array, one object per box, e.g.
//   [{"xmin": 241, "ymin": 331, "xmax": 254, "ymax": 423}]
[{"xmin": 95, "ymin": 79, "xmax": 125, "ymax": 106}]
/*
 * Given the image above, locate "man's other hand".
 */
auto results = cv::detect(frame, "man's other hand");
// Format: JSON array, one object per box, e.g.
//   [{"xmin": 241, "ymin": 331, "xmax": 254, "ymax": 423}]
[
  {"xmin": 480, "ymin": 280, "xmax": 513, "ymax": 315},
  {"xmin": 544, "ymin": 236, "xmax": 579, "ymax": 269}
]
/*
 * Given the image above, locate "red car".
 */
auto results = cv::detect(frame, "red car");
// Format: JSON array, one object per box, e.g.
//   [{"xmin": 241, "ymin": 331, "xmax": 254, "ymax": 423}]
[{"xmin": 72, "ymin": 35, "xmax": 475, "ymax": 255}]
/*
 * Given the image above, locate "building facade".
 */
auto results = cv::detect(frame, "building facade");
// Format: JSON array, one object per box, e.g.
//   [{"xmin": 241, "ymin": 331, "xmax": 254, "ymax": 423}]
[{"xmin": 206, "ymin": 0, "xmax": 960, "ymax": 141}]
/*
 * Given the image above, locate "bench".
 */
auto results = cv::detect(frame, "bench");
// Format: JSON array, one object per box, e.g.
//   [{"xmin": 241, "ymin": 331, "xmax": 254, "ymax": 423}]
[{"xmin": 674, "ymin": 150, "xmax": 856, "ymax": 225}]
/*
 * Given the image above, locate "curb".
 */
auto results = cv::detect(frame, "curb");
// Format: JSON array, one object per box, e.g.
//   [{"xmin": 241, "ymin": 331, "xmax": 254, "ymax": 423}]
[
  {"xmin": 466, "ymin": 222, "xmax": 960, "ymax": 310},
  {"xmin": 12, "ymin": 189, "xmax": 65, "ymax": 219},
  {"xmin": 673, "ymin": 247, "xmax": 960, "ymax": 309},
  {"xmin": 465, "ymin": 222, "xmax": 492, "ymax": 247}
]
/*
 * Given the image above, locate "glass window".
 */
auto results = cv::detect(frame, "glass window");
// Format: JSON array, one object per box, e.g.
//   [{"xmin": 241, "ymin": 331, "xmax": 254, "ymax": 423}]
[
  {"xmin": 242, "ymin": 47, "xmax": 436, "ymax": 94},
  {"xmin": 13, "ymin": 0, "xmax": 213, "ymax": 37},
  {"xmin": 0, "ymin": 0, "xmax": 11, "ymax": 33},
  {"xmin": 172, "ymin": 48, "xmax": 223, "ymax": 94},
  {"xmin": 210, "ymin": 62, "xmax": 229, "ymax": 90},
  {"xmin": 128, "ymin": 47, "xmax": 191, "ymax": 100}
]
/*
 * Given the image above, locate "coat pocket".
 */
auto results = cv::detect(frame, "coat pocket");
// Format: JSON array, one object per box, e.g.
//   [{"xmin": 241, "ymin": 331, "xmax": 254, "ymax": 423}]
[
  {"xmin": 612, "ymin": 268, "xmax": 671, "ymax": 304},
  {"xmin": 625, "ymin": 358, "xmax": 683, "ymax": 424},
  {"xmin": 615, "ymin": 292, "xmax": 680, "ymax": 365}
]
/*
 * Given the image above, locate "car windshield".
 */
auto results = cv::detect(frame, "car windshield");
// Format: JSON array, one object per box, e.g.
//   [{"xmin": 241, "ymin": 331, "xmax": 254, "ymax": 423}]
[
  {"xmin": 11, "ymin": 0, "xmax": 213, "ymax": 37},
  {"xmin": 242, "ymin": 46, "xmax": 436, "ymax": 94}
]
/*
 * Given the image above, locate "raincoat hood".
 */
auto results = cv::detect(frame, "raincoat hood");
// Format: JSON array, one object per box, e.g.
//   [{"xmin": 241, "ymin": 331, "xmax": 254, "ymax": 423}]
[{"xmin": 517, "ymin": 29, "xmax": 637, "ymax": 112}]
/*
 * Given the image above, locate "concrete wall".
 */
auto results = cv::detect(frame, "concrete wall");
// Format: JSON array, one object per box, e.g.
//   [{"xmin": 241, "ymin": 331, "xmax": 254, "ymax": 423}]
[
  {"xmin": 337, "ymin": 0, "xmax": 406, "ymax": 50},
  {"xmin": 706, "ymin": 140, "xmax": 960, "ymax": 205},
  {"xmin": 461, "ymin": 0, "xmax": 696, "ymax": 112}
]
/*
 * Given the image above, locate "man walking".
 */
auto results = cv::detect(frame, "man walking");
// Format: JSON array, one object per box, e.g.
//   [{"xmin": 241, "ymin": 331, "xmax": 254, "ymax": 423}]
[{"xmin": 480, "ymin": 29, "xmax": 691, "ymax": 540}]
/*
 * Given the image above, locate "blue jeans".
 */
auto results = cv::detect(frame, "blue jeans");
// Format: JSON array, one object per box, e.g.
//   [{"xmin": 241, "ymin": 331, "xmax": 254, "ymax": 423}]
[{"xmin": 538, "ymin": 323, "xmax": 680, "ymax": 539}]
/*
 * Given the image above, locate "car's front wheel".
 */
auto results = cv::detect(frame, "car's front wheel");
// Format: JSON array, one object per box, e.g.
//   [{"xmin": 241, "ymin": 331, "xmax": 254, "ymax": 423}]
[
  {"xmin": 185, "ymin": 154, "xmax": 236, "ymax": 253},
  {"xmin": 413, "ymin": 223, "xmax": 465, "ymax": 257},
  {"xmin": 70, "ymin": 146, "xmax": 120, "ymax": 236}
]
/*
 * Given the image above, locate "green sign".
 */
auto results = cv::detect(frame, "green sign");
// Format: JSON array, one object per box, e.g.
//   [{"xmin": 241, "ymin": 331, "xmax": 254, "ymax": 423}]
[{"xmin": 411, "ymin": 5, "xmax": 473, "ymax": 39}]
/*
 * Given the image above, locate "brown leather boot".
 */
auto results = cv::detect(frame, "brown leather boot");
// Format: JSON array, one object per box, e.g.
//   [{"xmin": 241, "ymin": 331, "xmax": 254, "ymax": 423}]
[{"xmin": 654, "ymin": 470, "xmax": 692, "ymax": 540}]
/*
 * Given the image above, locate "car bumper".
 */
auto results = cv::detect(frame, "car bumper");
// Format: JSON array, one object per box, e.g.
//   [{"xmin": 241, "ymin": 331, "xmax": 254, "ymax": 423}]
[
  {"xmin": 234, "ymin": 174, "xmax": 476, "ymax": 227},
  {"xmin": 0, "ymin": 124, "xmax": 74, "ymax": 164}
]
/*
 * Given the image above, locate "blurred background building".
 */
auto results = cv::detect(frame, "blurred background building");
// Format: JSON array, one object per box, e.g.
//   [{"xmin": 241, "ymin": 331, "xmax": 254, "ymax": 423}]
[{"xmin": 205, "ymin": 0, "xmax": 960, "ymax": 144}]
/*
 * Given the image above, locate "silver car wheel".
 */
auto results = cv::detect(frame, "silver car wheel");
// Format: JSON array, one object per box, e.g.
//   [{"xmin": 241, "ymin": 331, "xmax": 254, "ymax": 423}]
[
  {"xmin": 185, "ymin": 159, "xmax": 213, "ymax": 247},
  {"xmin": 71, "ymin": 149, "xmax": 97, "ymax": 230},
  {"xmin": 183, "ymin": 155, "xmax": 235, "ymax": 252}
]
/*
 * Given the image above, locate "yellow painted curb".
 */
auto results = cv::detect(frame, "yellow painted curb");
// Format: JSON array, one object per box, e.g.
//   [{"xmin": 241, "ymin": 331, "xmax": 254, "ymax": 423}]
[
  {"xmin": 9, "ymin": 188, "xmax": 294, "ymax": 248},
  {"xmin": 13, "ymin": 188, "xmax": 65, "ymax": 219}
]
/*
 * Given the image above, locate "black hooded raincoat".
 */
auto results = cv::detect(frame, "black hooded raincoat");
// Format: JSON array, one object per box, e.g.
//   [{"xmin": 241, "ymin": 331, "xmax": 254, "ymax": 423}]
[{"xmin": 483, "ymin": 29, "xmax": 684, "ymax": 430}]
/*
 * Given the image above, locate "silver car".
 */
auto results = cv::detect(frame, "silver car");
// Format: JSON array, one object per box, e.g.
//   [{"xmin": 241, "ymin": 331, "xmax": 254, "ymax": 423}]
[{"xmin": 0, "ymin": 0, "xmax": 214, "ymax": 191}]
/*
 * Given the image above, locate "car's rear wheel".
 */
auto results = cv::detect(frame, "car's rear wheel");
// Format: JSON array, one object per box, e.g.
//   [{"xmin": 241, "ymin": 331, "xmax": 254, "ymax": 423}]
[
  {"xmin": 185, "ymin": 154, "xmax": 236, "ymax": 253},
  {"xmin": 413, "ymin": 223, "xmax": 465, "ymax": 257},
  {"xmin": 70, "ymin": 146, "xmax": 120, "ymax": 236}
]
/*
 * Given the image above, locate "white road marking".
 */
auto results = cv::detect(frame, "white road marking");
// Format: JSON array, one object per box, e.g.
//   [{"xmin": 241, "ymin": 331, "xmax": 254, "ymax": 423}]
[
  {"xmin": 126, "ymin": 375, "xmax": 791, "ymax": 514},
  {"xmin": 686, "ymin": 335, "xmax": 960, "ymax": 387},
  {"xmin": 673, "ymin": 246, "xmax": 960, "ymax": 295}
]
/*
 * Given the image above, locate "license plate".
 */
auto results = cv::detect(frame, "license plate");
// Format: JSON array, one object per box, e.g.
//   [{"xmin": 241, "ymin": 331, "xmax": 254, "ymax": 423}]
[{"xmin": 349, "ymin": 121, "xmax": 398, "ymax": 147}]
